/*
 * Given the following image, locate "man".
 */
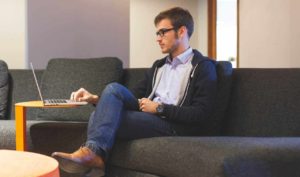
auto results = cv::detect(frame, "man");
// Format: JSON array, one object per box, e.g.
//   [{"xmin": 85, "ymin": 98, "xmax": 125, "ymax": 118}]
[{"xmin": 52, "ymin": 7, "xmax": 217, "ymax": 176}]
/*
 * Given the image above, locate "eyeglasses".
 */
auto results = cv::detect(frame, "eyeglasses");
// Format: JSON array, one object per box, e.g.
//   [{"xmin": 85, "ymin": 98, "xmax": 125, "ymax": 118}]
[{"xmin": 156, "ymin": 28, "xmax": 175, "ymax": 37}]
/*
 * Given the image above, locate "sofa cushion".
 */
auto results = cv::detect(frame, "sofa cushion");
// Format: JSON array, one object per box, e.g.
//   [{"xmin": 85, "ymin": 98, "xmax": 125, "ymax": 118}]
[
  {"xmin": 0, "ymin": 60, "xmax": 9, "ymax": 119},
  {"xmin": 224, "ymin": 69, "xmax": 300, "ymax": 136},
  {"xmin": 36, "ymin": 58, "xmax": 123, "ymax": 121},
  {"xmin": 223, "ymin": 152, "xmax": 300, "ymax": 177},
  {"xmin": 8, "ymin": 70, "xmax": 43, "ymax": 120},
  {"xmin": 0, "ymin": 120, "xmax": 39, "ymax": 150},
  {"xmin": 106, "ymin": 166, "xmax": 160, "ymax": 177},
  {"xmin": 0, "ymin": 120, "xmax": 16, "ymax": 149},
  {"xmin": 109, "ymin": 137, "xmax": 300, "ymax": 177},
  {"xmin": 122, "ymin": 68, "xmax": 147, "ymax": 91}
]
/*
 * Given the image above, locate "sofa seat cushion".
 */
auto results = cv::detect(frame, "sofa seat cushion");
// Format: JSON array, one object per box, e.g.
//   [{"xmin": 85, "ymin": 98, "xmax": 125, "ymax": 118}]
[
  {"xmin": 106, "ymin": 166, "xmax": 160, "ymax": 177},
  {"xmin": 0, "ymin": 120, "xmax": 87, "ymax": 154},
  {"xmin": 36, "ymin": 58, "xmax": 123, "ymax": 121},
  {"xmin": 0, "ymin": 60, "xmax": 9, "ymax": 119},
  {"xmin": 0, "ymin": 120, "xmax": 18, "ymax": 149},
  {"xmin": 0, "ymin": 120, "xmax": 41, "ymax": 150},
  {"xmin": 109, "ymin": 137, "xmax": 300, "ymax": 177}
]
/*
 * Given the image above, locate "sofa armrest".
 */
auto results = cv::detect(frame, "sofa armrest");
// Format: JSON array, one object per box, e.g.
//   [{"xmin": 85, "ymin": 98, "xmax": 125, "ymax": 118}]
[{"xmin": 0, "ymin": 60, "xmax": 9, "ymax": 119}]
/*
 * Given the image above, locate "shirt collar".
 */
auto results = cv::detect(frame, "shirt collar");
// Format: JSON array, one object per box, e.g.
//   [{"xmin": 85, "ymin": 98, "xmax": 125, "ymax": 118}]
[{"xmin": 166, "ymin": 47, "xmax": 193, "ymax": 64}]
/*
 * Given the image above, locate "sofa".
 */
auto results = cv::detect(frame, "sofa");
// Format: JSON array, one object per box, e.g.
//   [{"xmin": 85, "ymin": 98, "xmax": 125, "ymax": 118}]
[{"xmin": 1, "ymin": 58, "xmax": 300, "ymax": 177}]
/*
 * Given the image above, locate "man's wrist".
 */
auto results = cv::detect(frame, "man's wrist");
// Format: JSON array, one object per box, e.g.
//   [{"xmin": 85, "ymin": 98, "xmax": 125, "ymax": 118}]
[
  {"xmin": 92, "ymin": 95, "xmax": 99, "ymax": 104},
  {"xmin": 156, "ymin": 103, "xmax": 164, "ymax": 115}
]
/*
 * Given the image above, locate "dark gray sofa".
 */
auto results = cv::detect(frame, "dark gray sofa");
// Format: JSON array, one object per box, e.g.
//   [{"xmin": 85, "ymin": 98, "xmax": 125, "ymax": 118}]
[{"xmin": 1, "ymin": 58, "xmax": 300, "ymax": 177}]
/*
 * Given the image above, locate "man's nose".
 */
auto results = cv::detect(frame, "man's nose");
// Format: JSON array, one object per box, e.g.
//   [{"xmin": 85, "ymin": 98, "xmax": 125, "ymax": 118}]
[{"xmin": 156, "ymin": 35, "xmax": 162, "ymax": 42}]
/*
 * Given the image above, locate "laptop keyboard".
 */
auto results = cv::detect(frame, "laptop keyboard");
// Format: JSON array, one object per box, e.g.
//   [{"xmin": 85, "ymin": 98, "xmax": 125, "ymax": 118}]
[{"xmin": 46, "ymin": 99, "xmax": 68, "ymax": 104}]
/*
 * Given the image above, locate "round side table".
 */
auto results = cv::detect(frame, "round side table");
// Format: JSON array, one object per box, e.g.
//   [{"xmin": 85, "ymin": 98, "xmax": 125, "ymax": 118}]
[{"xmin": 0, "ymin": 150, "xmax": 60, "ymax": 177}]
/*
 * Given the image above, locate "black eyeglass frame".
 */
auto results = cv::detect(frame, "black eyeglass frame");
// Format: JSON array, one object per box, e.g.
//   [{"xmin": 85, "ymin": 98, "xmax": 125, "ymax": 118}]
[{"xmin": 156, "ymin": 28, "xmax": 176, "ymax": 37}]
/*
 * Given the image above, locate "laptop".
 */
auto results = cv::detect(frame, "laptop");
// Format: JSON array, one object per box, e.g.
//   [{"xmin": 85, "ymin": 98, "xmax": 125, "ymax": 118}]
[{"xmin": 30, "ymin": 62, "xmax": 88, "ymax": 106}]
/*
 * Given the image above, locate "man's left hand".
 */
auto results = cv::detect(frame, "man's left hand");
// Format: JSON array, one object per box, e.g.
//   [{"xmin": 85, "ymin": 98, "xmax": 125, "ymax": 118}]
[{"xmin": 138, "ymin": 98, "xmax": 159, "ymax": 114}]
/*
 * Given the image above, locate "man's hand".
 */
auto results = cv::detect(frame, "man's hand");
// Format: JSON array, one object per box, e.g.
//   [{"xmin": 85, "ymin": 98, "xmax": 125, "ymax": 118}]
[
  {"xmin": 70, "ymin": 88, "xmax": 99, "ymax": 104},
  {"xmin": 138, "ymin": 98, "xmax": 159, "ymax": 114}
]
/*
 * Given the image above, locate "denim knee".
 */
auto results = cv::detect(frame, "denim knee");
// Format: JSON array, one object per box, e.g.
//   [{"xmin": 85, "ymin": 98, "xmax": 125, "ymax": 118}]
[{"xmin": 102, "ymin": 82, "xmax": 125, "ymax": 99}]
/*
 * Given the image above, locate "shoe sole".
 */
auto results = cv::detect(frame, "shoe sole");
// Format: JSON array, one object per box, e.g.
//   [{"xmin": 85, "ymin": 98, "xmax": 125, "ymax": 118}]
[{"xmin": 54, "ymin": 155, "xmax": 91, "ymax": 174}]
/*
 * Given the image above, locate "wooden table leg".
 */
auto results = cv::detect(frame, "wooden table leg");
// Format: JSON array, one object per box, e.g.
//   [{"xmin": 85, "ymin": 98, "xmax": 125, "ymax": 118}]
[{"xmin": 15, "ymin": 105, "xmax": 27, "ymax": 151}]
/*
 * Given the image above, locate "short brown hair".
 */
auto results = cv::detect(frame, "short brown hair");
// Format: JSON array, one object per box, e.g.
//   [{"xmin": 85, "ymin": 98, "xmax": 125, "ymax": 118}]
[{"xmin": 154, "ymin": 7, "xmax": 194, "ymax": 38}]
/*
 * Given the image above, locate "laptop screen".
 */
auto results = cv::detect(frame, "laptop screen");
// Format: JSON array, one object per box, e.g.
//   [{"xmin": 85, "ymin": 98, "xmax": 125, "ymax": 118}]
[{"xmin": 30, "ymin": 62, "xmax": 44, "ymax": 102}]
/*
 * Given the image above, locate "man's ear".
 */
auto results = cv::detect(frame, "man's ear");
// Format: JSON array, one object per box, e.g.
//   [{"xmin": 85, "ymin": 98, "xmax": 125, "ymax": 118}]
[{"xmin": 178, "ymin": 26, "xmax": 188, "ymax": 38}]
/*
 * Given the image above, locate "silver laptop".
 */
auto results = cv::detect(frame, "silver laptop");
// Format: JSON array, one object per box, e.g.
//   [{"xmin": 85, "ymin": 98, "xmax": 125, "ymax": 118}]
[{"xmin": 30, "ymin": 62, "xmax": 88, "ymax": 106}]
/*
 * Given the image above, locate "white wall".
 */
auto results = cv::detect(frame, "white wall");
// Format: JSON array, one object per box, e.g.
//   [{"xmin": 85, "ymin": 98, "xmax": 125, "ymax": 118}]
[
  {"xmin": 130, "ymin": 0, "xmax": 208, "ymax": 68},
  {"xmin": 198, "ymin": 0, "xmax": 208, "ymax": 57},
  {"xmin": 290, "ymin": 0, "xmax": 300, "ymax": 67},
  {"xmin": 3, "ymin": 1, "xmax": 300, "ymax": 69},
  {"xmin": 27, "ymin": 0, "xmax": 130, "ymax": 69},
  {"xmin": 1, "ymin": 1, "xmax": 207, "ymax": 69},
  {"xmin": 239, "ymin": 0, "xmax": 300, "ymax": 68},
  {"xmin": 0, "ymin": 1, "xmax": 26, "ymax": 69}
]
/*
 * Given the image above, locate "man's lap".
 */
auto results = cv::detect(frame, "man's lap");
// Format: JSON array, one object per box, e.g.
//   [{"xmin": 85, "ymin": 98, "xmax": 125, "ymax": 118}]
[{"xmin": 116, "ymin": 111, "xmax": 177, "ymax": 140}]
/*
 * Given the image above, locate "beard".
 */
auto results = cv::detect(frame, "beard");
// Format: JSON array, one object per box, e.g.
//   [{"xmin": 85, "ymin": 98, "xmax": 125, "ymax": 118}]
[{"xmin": 161, "ymin": 33, "xmax": 180, "ymax": 55}]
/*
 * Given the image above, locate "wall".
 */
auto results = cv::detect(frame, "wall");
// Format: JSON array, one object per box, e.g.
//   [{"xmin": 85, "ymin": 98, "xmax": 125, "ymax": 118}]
[
  {"xmin": 0, "ymin": 1, "xmax": 26, "ymax": 69},
  {"xmin": 27, "ymin": 0, "xmax": 130, "ymax": 69},
  {"xmin": 239, "ymin": 0, "xmax": 300, "ymax": 68},
  {"xmin": 290, "ymin": 0, "xmax": 300, "ymax": 67},
  {"xmin": 2, "ymin": 1, "xmax": 300, "ymax": 69},
  {"xmin": 130, "ymin": 0, "xmax": 208, "ymax": 68},
  {"xmin": 198, "ymin": 0, "xmax": 208, "ymax": 57},
  {"xmin": 1, "ymin": 1, "xmax": 207, "ymax": 69}
]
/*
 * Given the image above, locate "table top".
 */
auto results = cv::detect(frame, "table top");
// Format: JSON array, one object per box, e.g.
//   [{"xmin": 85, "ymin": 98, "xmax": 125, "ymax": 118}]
[
  {"xmin": 0, "ymin": 150, "xmax": 59, "ymax": 177},
  {"xmin": 15, "ymin": 100, "xmax": 79, "ymax": 108}
]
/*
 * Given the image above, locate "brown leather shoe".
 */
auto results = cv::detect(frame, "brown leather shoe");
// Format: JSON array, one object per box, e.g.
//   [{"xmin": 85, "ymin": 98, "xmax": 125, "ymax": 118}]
[{"xmin": 52, "ymin": 147, "xmax": 105, "ymax": 175}]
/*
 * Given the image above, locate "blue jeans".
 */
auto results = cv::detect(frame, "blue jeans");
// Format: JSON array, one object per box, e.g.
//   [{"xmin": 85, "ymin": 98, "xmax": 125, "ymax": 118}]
[{"xmin": 84, "ymin": 83, "xmax": 176, "ymax": 159}]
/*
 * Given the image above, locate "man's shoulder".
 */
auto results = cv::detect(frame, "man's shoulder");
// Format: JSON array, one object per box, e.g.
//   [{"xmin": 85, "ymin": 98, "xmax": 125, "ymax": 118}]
[{"xmin": 192, "ymin": 49, "xmax": 216, "ymax": 66}]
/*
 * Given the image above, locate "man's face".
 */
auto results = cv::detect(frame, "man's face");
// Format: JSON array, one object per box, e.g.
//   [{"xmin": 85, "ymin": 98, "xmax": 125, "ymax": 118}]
[{"xmin": 156, "ymin": 19, "xmax": 180, "ymax": 55}]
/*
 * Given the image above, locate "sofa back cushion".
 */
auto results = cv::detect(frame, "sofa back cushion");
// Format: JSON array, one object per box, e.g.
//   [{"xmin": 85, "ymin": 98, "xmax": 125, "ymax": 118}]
[
  {"xmin": 223, "ymin": 69, "xmax": 300, "ymax": 136},
  {"xmin": 8, "ymin": 70, "xmax": 43, "ymax": 120},
  {"xmin": 121, "ymin": 68, "xmax": 148, "ymax": 91},
  {"xmin": 36, "ymin": 57, "xmax": 123, "ymax": 121},
  {"xmin": 0, "ymin": 60, "xmax": 9, "ymax": 119}
]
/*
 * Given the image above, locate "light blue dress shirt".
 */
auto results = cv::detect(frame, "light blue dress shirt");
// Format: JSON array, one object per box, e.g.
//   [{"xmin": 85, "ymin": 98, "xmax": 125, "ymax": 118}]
[{"xmin": 153, "ymin": 48, "xmax": 194, "ymax": 105}]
